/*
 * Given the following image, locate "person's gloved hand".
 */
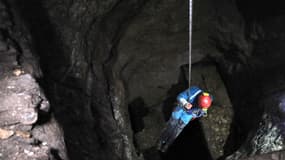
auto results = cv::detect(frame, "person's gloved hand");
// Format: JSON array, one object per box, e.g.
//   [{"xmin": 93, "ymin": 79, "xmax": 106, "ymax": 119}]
[
  {"xmin": 203, "ymin": 110, "xmax": 208, "ymax": 117},
  {"xmin": 184, "ymin": 103, "xmax": 193, "ymax": 110}
]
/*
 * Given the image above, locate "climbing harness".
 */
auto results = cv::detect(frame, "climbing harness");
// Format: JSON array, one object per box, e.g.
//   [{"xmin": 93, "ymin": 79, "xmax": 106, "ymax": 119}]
[{"xmin": 189, "ymin": 0, "xmax": 193, "ymax": 88}]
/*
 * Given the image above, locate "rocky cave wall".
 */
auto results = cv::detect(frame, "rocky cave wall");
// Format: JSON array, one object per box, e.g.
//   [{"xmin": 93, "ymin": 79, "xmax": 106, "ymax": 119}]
[
  {"xmin": 0, "ymin": 0, "xmax": 67, "ymax": 159},
  {"xmin": 1, "ymin": 0, "xmax": 285, "ymax": 160},
  {"xmin": 1, "ymin": 0, "xmax": 146, "ymax": 159}
]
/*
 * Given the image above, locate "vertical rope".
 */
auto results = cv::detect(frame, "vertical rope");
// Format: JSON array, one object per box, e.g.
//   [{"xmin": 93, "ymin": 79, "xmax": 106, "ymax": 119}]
[{"xmin": 189, "ymin": 0, "xmax": 193, "ymax": 88}]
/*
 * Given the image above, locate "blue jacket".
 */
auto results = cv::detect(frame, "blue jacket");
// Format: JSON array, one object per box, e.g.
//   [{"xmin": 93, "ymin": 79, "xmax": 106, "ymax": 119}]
[
  {"xmin": 177, "ymin": 86, "xmax": 202, "ymax": 104},
  {"xmin": 172, "ymin": 86, "xmax": 207, "ymax": 124}
]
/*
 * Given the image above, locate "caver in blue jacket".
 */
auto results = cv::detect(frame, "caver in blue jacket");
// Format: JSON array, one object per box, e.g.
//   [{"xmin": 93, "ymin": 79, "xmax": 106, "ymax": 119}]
[
  {"xmin": 172, "ymin": 86, "xmax": 207, "ymax": 124},
  {"xmin": 157, "ymin": 86, "xmax": 213, "ymax": 152}
]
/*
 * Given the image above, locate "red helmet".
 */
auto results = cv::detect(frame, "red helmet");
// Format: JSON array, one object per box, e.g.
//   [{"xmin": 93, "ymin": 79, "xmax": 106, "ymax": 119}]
[{"xmin": 198, "ymin": 92, "xmax": 212, "ymax": 109}]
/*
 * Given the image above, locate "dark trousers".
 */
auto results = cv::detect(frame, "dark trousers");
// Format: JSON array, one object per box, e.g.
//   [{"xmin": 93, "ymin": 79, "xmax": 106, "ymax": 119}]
[{"xmin": 157, "ymin": 116, "xmax": 187, "ymax": 152}]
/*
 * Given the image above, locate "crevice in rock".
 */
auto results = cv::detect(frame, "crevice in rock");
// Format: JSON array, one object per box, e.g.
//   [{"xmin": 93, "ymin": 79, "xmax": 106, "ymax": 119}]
[{"xmin": 128, "ymin": 98, "xmax": 149, "ymax": 133}]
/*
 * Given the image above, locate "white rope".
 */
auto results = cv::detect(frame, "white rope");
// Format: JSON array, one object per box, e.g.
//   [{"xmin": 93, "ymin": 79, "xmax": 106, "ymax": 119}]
[{"xmin": 189, "ymin": 0, "xmax": 193, "ymax": 88}]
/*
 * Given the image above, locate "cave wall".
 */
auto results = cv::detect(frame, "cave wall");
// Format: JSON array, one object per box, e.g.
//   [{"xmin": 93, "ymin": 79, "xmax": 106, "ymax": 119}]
[
  {"xmin": 0, "ymin": 1, "xmax": 67, "ymax": 159},
  {"xmin": 5, "ymin": 0, "xmax": 148, "ymax": 160},
  {"xmin": 114, "ymin": 0, "xmax": 249, "ymax": 107},
  {"xmin": 223, "ymin": 1, "xmax": 285, "ymax": 159},
  {"xmin": 114, "ymin": 0, "xmax": 188, "ymax": 106}
]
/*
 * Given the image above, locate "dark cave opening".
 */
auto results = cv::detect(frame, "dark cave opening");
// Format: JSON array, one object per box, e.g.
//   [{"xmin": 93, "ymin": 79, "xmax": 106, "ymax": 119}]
[
  {"xmin": 12, "ymin": 0, "xmax": 68, "ymax": 75},
  {"xmin": 142, "ymin": 119, "xmax": 213, "ymax": 160},
  {"xmin": 161, "ymin": 120, "xmax": 213, "ymax": 160},
  {"xmin": 236, "ymin": 0, "xmax": 285, "ymax": 20},
  {"xmin": 129, "ymin": 98, "xmax": 149, "ymax": 134}
]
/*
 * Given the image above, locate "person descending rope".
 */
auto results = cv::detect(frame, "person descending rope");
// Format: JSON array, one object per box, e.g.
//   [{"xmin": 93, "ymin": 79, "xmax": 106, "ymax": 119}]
[
  {"xmin": 157, "ymin": 0, "xmax": 213, "ymax": 152},
  {"xmin": 157, "ymin": 86, "xmax": 213, "ymax": 152}
]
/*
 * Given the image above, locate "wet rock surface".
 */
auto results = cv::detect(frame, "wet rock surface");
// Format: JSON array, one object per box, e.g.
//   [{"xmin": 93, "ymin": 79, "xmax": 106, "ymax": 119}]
[
  {"xmin": 191, "ymin": 64, "xmax": 233, "ymax": 159},
  {"xmin": 225, "ymin": 81, "xmax": 285, "ymax": 160},
  {"xmin": 0, "ymin": 1, "xmax": 67, "ymax": 160},
  {"xmin": 241, "ymin": 150, "xmax": 285, "ymax": 160},
  {"xmin": 0, "ymin": 74, "xmax": 47, "ymax": 126}
]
